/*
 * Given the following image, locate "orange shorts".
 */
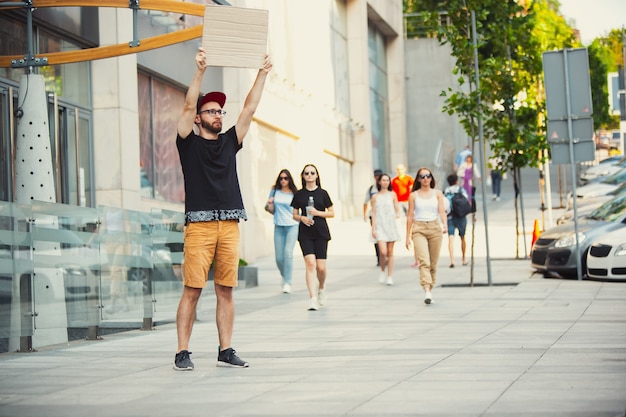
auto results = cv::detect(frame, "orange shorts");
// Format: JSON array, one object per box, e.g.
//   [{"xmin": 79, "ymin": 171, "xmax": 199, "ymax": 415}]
[{"xmin": 182, "ymin": 220, "xmax": 240, "ymax": 288}]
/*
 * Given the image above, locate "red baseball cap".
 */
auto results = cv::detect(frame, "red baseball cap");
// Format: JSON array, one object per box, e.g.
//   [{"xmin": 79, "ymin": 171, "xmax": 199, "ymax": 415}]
[{"xmin": 197, "ymin": 91, "xmax": 226, "ymax": 113}]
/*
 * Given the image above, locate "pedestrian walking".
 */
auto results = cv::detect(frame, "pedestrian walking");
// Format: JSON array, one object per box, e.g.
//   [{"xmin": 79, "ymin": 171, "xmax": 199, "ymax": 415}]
[
  {"xmin": 391, "ymin": 163, "xmax": 414, "ymax": 216},
  {"xmin": 88, "ymin": 207, "xmax": 132, "ymax": 315},
  {"xmin": 266, "ymin": 169, "xmax": 299, "ymax": 294},
  {"xmin": 488, "ymin": 156, "xmax": 503, "ymax": 201},
  {"xmin": 454, "ymin": 144, "xmax": 472, "ymax": 171},
  {"xmin": 443, "ymin": 174, "xmax": 469, "ymax": 268},
  {"xmin": 392, "ymin": 163, "xmax": 418, "ymax": 268},
  {"xmin": 456, "ymin": 154, "xmax": 481, "ymax": 199},
  {"xmin": 291, "ymin": 164, "xmax": 334, "ymax": 311},
  {"xmin": 370, "ymin": 173, "xmax": 401, "ymax": 285},
  {"xmin": 405, "ymin": 168, "xmax": 448, "ymax": 305},
  {"xmin": 363, "ymin": 169, "xmax": 383, "ymax": 266},
  {"xmin": 173, "ymin": 47, "xmax": 272, "ymax": 371}
]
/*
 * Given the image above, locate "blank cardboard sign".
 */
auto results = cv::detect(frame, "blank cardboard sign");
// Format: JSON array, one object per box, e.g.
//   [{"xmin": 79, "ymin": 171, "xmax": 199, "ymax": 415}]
[{"xmin": 202, "ymin": 5, "xmax": 268, "ymax": 69}]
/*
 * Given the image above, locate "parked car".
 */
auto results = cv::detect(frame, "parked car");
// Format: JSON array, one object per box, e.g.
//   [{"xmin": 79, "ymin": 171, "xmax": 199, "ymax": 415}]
[
  {"xmin": 568, "ymin": 168, "xmax": 626, "ymax": 207},
  {"xmin": 579, "ymin": 156, "xmax": 626, "ymax": 185},
  {"xmin": 557, "ymin": 183, "xmax": 626, "ymax": 225},
  {"xmin": 591, "ymin": 155, "xmax": 622, "ymax": 165},
  {"xmin": 586, "ymin": 228, "xmax": 626, "ymax": 282},
  {"xmin": 610, "ymin": 130, "xmax": 623, "ymax": 151},
  {"xmin": 595, "ymin": 133, "xmax": 611, "ymax": 150},
  {"xmin": 531, "ymin": 193, "xmax": 626, "ymax": 279},
  {"xmin": 126, "ymin": 243, "xmax": 178, "ymax": 287}
]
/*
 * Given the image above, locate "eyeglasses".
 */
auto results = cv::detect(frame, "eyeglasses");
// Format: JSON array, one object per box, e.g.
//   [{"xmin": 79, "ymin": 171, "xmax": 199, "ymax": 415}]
[
  {"xmin": 279, "ymin": 177, "xmax": 289, "ymax": 180},
  {"xmin": 419, "ymin": 173, "xmax": 432, "ymax": 179},
  {"xmin": 199, "ymin": 109, "xmax": 226, "ymax": 116},
  {"xmin": 303, "ymin": 171, "xmax": 317, "ymax": 176}
]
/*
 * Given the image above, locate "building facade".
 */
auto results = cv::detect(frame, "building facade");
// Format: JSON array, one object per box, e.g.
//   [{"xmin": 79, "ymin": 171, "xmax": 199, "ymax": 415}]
[{"xmin": 0, "ymin": 0, "xmax": 407, "ymax": 264}]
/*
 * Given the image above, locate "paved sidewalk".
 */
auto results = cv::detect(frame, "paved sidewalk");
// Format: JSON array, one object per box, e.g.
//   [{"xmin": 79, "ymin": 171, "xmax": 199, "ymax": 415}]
[
  {"xmin": 1, "ymin": 180, "xmax": 625, "ymax": 417},
  {"xmin": 0, "ymin": 243, "xmax": 625, "ymax": 416}
]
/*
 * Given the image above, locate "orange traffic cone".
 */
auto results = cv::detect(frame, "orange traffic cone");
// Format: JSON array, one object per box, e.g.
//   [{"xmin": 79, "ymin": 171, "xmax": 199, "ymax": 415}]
[{"xmin": 531, "ymin": 219, "xmax": 541, "ymax": 248}]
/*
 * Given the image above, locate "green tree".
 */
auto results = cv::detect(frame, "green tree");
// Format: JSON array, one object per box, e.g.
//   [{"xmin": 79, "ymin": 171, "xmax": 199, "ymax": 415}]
[
  {"xmin": 588, "ymin": 44, "xmax": 612, "ymax": 130},
  {"xmin": 588, "ymin": 29, "xmax": 625, "ymax": 130},
  {"xmin": 405, "ymin": 0, "xmax": 576, "ymax": 169},
  {"xmin": 404, "ymin": 0, "xmax": 576, "ymax": 259}
]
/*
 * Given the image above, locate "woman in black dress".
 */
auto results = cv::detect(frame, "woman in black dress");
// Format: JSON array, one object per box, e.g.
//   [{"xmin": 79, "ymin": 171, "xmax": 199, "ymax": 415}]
[{"xmin": 291, "ymin": 164, "xmax": 334, "ymax": 311}]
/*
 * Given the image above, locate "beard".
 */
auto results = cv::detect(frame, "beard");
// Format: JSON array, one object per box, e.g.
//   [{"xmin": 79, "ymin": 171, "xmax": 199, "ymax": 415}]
[{"xmin": 201, "ymin": 119, "xmax": 222, "ymax": 134}]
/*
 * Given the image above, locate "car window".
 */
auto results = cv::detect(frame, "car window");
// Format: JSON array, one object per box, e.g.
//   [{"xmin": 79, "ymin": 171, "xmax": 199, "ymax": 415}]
[
  {"xmin": 588, "ymin": 194, "xmax": 626, "ymax": 222},
  {"xmin": 602, "ymin": 168, "xmax": 626, "ymax": 185},
  {"xmin": 609, "ymin": 183, "xmax": 626, "ymax": 196}
]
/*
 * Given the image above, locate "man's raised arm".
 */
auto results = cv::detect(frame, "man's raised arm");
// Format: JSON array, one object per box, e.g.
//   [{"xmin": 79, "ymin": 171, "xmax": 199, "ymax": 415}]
[
  {"xmin": 235, "ymin": 55, "xmax": 272, "ymax": 143},
  {"xmin": 177, "ymin": 47, "xmax": 207, "ymax": 139}
]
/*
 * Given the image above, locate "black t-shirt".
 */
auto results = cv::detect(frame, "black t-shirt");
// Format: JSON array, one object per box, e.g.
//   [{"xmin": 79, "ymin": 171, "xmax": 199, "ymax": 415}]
[
  {"xmin": 176, "ymin": 127, "xmax": 246, "ymax": 222},
  {"xmin": 291, "ymin": 187, "xmax": 333, "ymax": 241}
]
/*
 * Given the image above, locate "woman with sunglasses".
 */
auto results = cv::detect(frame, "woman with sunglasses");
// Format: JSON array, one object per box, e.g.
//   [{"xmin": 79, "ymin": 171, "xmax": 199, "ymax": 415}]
[
  {"xmin": 405, "ymin": 168, "xmax": 448, "ymax": 305},
  {"xmin": 291, "ymin": 164, "xmax": 335, "ymax": 311},
  {"xmin": 266, "ymin": 170, "xmax": 299, "ymax": 294}
]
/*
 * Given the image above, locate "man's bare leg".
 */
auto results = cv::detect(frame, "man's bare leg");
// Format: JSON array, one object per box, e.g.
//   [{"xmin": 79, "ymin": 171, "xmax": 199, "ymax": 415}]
[
  {"xmin": 176, "ymin": 286, "xmax": 202, "ymax": 352},
  {"xmin": 215, "ymin": 283, "xmax": 234, "ymax": 350}
]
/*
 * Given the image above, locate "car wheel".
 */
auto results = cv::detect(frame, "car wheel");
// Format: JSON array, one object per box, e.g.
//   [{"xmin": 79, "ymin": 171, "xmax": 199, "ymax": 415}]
[
  {"xmin": 128, "ymin": 267, "xmax": 151, "ymax": 293},
  {"xmin": 560, "ymin": 249, "xmax": 589, "ymax": 279}
]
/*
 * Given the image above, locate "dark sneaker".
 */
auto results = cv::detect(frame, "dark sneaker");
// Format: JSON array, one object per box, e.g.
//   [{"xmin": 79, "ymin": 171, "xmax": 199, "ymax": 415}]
[
  {"xmin": 173, "ymin": 350, "xmax": 194, "ymax": 371},
  {"xmin": 217, "ymin": 348, "xmax": 249, "ymax": 368}
]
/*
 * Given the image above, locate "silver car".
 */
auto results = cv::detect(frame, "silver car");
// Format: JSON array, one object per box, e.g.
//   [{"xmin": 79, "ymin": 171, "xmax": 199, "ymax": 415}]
[
  {"xmin": 579, "ymin": 156, "xmax": 626, "ymax": 185},
  {"xmin": 531, "ymin": 193, "xmax": 626, "ymax": 279},
  {"xmin": 557, "ymin": 183, "xmax": 626, "ymax": 225},
  {"xmin": 567, "ymin": 168, "xmax": 626, "ymax": 208}
]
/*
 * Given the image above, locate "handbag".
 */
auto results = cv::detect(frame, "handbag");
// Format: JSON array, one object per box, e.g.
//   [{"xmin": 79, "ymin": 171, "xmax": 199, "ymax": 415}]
[{"xmin": 264, "ymin": 188, "xmax": 276, "ymax": 214}]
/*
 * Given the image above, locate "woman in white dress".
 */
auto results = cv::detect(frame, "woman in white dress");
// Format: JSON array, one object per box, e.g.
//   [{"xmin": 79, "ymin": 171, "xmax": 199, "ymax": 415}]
[{"xmin": 371, "ymin": 173, "xmax": 401, "ymax": 285}]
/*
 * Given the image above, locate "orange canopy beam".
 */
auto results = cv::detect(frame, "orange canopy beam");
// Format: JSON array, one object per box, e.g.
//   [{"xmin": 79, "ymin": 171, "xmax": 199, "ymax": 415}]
[
  {"xmin": 0, "ymin": 0, "xmax": 205, "ymax": 16},
  {"xmin": 0, "ymin": 0, "xmax": 207, "ymax": 67}
]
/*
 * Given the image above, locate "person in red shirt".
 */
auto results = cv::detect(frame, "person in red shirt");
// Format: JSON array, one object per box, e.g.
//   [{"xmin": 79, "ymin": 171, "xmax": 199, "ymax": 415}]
[
  {"xmin": 391, "ymin": 164, "xmax": 414, "ymax": 216},
  {"xmin": 392, "ymin": 164, "xmax": 417, "ymax": 267}
]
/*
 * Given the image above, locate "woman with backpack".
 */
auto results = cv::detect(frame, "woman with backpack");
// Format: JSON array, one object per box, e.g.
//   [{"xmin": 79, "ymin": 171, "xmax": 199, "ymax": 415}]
[{"xmin": 405, "ymin": 168, "xmax": 448, "ymax": 305}]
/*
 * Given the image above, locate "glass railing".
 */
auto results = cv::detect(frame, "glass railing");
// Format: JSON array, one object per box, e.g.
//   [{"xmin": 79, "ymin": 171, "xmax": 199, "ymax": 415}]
[
  {"xmin": 0, "ymin": 201, "xmax": 34, "ymax": 353},
  {"xmin": 0, "ymin": 201, "xmax": 185, "ymax": 353}
]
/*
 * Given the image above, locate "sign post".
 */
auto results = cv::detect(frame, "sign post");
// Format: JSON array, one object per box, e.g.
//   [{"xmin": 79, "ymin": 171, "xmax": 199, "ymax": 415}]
[{"xmin": 543, "ymin": 48, "xmax": 594, "ymax": 281}]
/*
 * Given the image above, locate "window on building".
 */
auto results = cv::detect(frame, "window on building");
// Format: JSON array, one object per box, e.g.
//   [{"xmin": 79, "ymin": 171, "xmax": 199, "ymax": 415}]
[
  {"xmin": 39, "ymin": 29, "xmax": 91, "ymax": 108},
  {"xmin": 368, "ymin": 25, "xmax": 390, "ymax": 173},
  {"xmin": 137, "ymin": 72, "xmax": 185, "ymax": 203},
  {"xmin": 0, "ymin": 15, "xmax": 27, "ymax": 83},
  {"xmin": 0, "ymin": 15, "xmax": 93, "ymax": 206},
  {"xmin": 331, "ymin": 0, "xmax": 350, "ymax": 117}
]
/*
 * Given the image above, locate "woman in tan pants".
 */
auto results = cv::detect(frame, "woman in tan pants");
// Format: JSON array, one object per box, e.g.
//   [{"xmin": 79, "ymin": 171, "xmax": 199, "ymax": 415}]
[{"xmin": 405, "ymin": 167, "xmax": 448, "ymax": 304}]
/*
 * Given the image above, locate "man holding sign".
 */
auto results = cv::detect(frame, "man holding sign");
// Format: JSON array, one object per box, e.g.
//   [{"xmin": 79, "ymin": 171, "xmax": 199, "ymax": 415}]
[{"xmin": 174, "ymin": 47, "xmax": 272, "ymax": 371}]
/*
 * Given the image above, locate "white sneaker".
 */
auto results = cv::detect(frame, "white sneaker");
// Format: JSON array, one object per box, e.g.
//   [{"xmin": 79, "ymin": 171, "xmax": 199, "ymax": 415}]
[
  {"xmin": 282, "ymin": 283, "xmax": 291, "ymax": 294},
  {"xmin": 424, "ymin": 291, "xmax": 432, "ymax": 305},
  {"xmin": 308, "ymin": 297, "xmax": 319, "ymax": 311},
  {"xmin": 378, "ymin": 271, "xmax": 386, "ymax": 283},
  {"xmin": 317, "ymin": 288, "xmax": 327, "ymax": 306},
  {"xmin": 386, "ymin": 276, "xmax": 393, "ymax": 286}
]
